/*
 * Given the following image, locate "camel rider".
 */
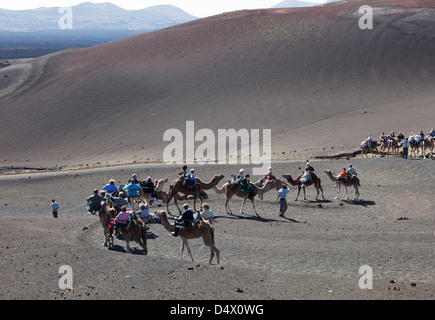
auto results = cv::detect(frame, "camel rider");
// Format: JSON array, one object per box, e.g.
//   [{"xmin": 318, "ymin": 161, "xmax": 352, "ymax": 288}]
[
  {"xmin": 419, "ymin": 130, "xmax": 426, "ymax": 142},
  {"xmin": 108, "ymin": 205, "xmax": 132, "ymax": 233},
  {"xmin": 129, "ymin": 174, "xmax": 139, "ymax": 184},
  {"xmin": 266, "ymin": 167, "xmax": 274, "ymax": 181},
  {"xmin": 137, "ymin": 203, "xmax": 152, "ymax": 223},
  {"xmin": 306, "ymin": 161, "xmax": 314, "ymax": 173},
  {"xmin": 141, "ymin": 176, "xmax": 155, "ymax": 194},
  {"xmin": 366, "ymin": 135, "xmax": 374, "ymax": 148},
  {"xmin": 409, "ymin": 133, "xmax": 415, "ymax": 144},
  {"xmin": 380, "ymin": 133, "xmax": 387, "ymax": 143},
  {"xmin": 336, "ymin": 168, "xmax": 347, "ymax": 186},
  {"xmin": 347, "ymin": 164, "xmax": 357, "ymax": 176},
  {"xmin": 300, "ymin": 168, "xmax": 311, "ymax": 188},
  {"xmin": 240, "ymin": 174, "xmax": 253, "ymax": 193},
  {"xmin": 178, "ymin": 165, "xmax": 188, "ymax": 177},
  {"xmin": 102, "ymin": 179, "xmax": 118, "ymax": 195},
  {"xmin": 188, "ymin": 169, "xmax": 196, "ymax": 182},
  {"xmin": 397, "ymin": 132, "xmax": 405, "ymax": 141},
  {"xmin": 124, "ymin": 180, "xmax": 142, "ymax": 198},
  {"xmin": 347, "ymin": 164, "xmax": 358, "ymax": 177},
  {"xmin": 171, "ymin": 204, "xmax": 195, "ymax": 237},
  {"xmin": 429, "ymin": 128, "xmax": 435, "ymax": 138},
  {"xmin": 86, "ymin": 189, "xmax": 105, "ymax": 214},
  {"xmin": 236, "ymin": 169, "xmax": 244, "ymax": 180},
  {"xmin": 108, "ymin": 191, "xmax": 130, "ymax": 213}
]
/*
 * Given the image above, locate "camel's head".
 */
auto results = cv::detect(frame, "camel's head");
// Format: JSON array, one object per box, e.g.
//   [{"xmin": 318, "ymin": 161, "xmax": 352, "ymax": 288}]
[
  {"xmin": 153, "ymin": 209, "xmax": 166, "ymax": 220},
  {"xmin": 213, "ymin": 174, "xmax": 225, "ymax": 181}
]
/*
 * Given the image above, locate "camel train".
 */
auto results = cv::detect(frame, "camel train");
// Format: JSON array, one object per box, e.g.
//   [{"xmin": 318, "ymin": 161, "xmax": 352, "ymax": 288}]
[
  {"xmin": 96, "ymin": 165, "xmax": 365, "ymax": 261},
  {"xmin": 361, "ymin": 133, "xmax": 434, "ymax": 159}
]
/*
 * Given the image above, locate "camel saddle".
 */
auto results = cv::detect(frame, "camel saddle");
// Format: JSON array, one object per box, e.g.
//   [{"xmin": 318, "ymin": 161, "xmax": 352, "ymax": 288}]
[{"xmin": 114, "ymin": 213, "xmax": 135, "ymax": 230}]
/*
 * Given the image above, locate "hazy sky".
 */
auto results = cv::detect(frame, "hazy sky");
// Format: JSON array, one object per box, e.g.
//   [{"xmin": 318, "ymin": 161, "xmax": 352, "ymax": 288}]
[{"xmin": 0, "ymin": 0, "xmax": 327, "ymax": 18}]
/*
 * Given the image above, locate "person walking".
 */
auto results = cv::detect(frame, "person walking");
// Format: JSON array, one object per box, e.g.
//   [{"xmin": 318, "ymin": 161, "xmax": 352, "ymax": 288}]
[
  {"xmin": 277, "ymin": 185, "xmax": 290, "ymax": 217},
  {"xmin": 51, "ymin": 199, "xmax": 59, "ymax": 218}
]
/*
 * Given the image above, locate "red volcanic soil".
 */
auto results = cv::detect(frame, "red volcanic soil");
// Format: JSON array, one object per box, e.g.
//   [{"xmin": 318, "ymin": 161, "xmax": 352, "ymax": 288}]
[{"xmin": 0, "ymin": 0, "xmax": 434, "ymax": 170}]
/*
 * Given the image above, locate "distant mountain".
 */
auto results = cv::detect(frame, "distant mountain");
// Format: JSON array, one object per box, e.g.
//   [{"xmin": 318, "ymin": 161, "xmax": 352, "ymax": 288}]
[
  {"xmin": 0, "ymin": 2, "xmax": 197, "ymax": 31},
  {"xmin": 272, "ymin": 0, "xmax": 322, "ymax": 8}
]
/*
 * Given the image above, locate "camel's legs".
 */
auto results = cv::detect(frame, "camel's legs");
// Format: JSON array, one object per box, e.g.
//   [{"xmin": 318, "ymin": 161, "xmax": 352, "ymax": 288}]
[
  {"xmin": 125, "ymin": 236, "xmax": 132, "ymax": 254},
  {"xmin": 240, "ymin": 198, "xmax": 247, "ymax": 214},
  {"xmin": 295, "ymin": 186, "xmax": 301, "ymax": 201},
  {"xmin": 173, "ymin": 195, "xmax": 182, "ymax": 213},
  {"xmin": 225, "ymin": 192, "xmax": 234, "ymax": 215},
  {"xmin": 179, "ymin": 241, "xmax": 184, "ymax": 260},
  {"xmin": 183, "ymin": 240, "xmax": 194, "ymax": 262},
  {"xmin": 344, "ymin": 186, "xmax": 349, "ymax": 201},
  {"xmin": 354, "ymin": 186, "xmax": 359, "ymax": 201},
  {"xmin": 335, "ymin": 184, "xmax": 340, "ymax": 199},
  {"xmin": 208, "ymin": 245, "xmax": 220, "ymax": 264},
  {"xmin": 302, "ymin": 187, "xmax": 306, "ymax": 200},
  {"xmin": 250, "ymin": 198, "xmax": 259, "ymax": 216},
  {"xmin": 133, "ymin": 229, "xmax": 147, "ymax": 255}
]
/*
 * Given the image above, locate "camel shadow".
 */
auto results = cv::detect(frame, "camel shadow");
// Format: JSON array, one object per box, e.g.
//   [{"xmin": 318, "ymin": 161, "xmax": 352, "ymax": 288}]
[
  {"xmin": 109, "ymin": 243, "xmax": 146, "ymax": 255},
  {"xmin": 342, "ymin": 199, "xmax": 376, "ymax": 207},
  {"xmin": 214, "ymin": 214, "xmax": 301, "ymax": 224},
  {"xmin": 298, "ymin": 199, "xmax": 332, "ymax": 204},
  {"xmin": 279, "ymin": 216, "xmax": 307, "ymax": 223}
]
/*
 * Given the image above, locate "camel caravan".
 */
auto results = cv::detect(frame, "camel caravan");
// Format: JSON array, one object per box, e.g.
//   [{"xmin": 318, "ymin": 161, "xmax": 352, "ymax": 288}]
[
  {"xmin": 361, "ymin": 129, "xmax": 435, "ymax": 158},
  {"xmin": 83, "ymin": 161, "xmax": 370, "ymax": 263}
]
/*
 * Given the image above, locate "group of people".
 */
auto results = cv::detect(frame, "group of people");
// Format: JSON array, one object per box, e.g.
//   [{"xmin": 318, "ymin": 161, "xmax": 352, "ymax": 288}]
[{"xmin": 363, "ymin": 128, "xmax": 435, "ymax": 159}]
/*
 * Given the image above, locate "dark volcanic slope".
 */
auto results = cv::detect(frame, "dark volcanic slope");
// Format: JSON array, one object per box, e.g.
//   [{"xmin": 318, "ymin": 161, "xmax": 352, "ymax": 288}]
[{"xmin": 0, "ymin": 0, "xmax": 434, "ymax": 169}]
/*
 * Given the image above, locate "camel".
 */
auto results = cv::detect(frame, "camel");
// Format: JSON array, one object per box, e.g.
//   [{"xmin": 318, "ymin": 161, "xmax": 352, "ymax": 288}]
[
  {"xmin": 379, "ymin": 140, "xmax": 389, "ymax": 157},
  {"xmin": 282, "ymin": 173, "xmax": 324, "ymax": 201},
  {"xmin": 154, "ymin": 209, "xmax": 219, "ymax": 264},
  {"xmin": 323, "ymin": 170, "xmax": 360, "ymax": 201},
  {"xmin": 410, "ymin": 138, "xmax": 424, "ymax": 158},
  {"xmin": 213, "ymin": 176, "xmax": 286, "ymax": 200},
  {"xmin": 361, "ymin": 140, "xmax": 379, "ymax": 158},
  {"xmin": 156, "ymin": 189, "xmax": 208, "ymax": 204},
  {"xmin": 220, "ymin": 179, "xmax": 275, "ymax": 216},
  {"xmin": 166, "ymin": 175, "xmax": 224, "ymax": 213},
  {"xmin": 155, "ymin": 178, "xmax": 168, "ymax": 192},
  {"xmin": 97, "ymin": 199, "xmax": 116, "ymax": 247},
  {"xmin": 423, "ymin": 136, "xmax": 434, "ymax": 158},
  {"xmin": 107, "ymin": 208, "xmax": 148, "ymax": 255},
  {"xmin": 391, "ymin": 138, "xmax": 403, "ymax": 157},
  {"xmin": 253, "ymin": 177, "xmax": 289, "ymax": 200}
]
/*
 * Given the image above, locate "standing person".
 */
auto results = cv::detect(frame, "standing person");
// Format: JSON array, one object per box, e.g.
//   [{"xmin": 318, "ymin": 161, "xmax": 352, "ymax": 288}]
[
  {"xmin": 51, "ymin": 199, "xmax": 59, "ymax": 218},
  {"xmin": 401, "ymin": 137, "xmax": 410, "ymax": 159},
  {"xmin": 277, "ymin": 185, "xmax": 290, "ymax": 217}
]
